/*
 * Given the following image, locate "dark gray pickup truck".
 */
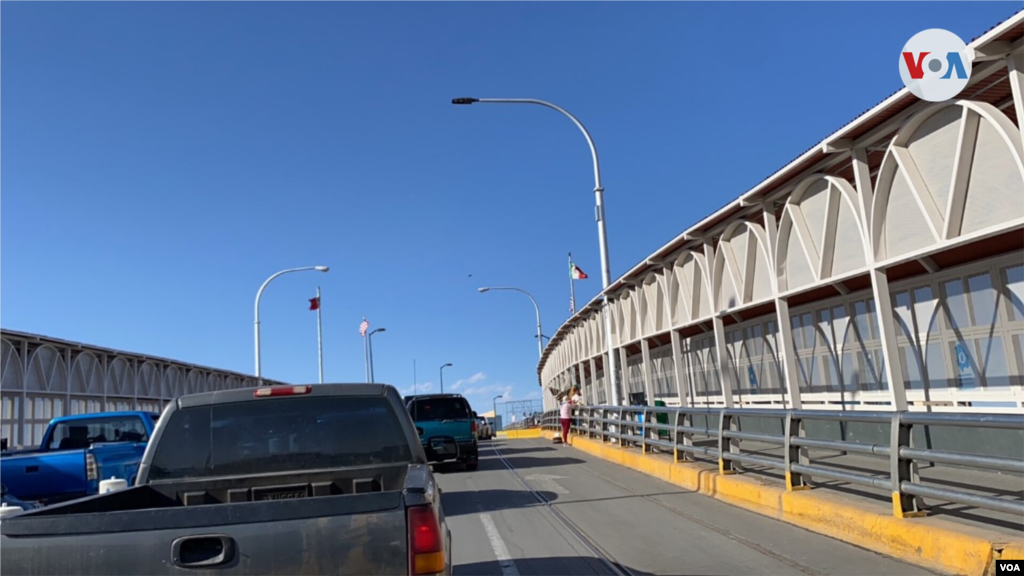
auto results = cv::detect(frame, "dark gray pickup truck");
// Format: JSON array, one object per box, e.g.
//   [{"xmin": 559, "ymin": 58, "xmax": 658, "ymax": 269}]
[{"xmin": 0, "ymin": 384, "xmax": 451, "ymax": 576}]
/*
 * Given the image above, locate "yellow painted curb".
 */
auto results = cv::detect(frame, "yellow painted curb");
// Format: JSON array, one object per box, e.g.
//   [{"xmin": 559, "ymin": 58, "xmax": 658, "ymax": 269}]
[
  {"xmin": 546, "ymin": 430, "xmax": 1016, "ymax": 576},
  {"xmin": 498, "ymin": 429, "xmax": 542, "ymax": 439}
]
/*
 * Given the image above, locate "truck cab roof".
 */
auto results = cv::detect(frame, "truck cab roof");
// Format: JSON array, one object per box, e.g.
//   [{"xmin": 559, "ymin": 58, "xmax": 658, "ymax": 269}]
[
  {"xmin": 404, "ymin": 393, "xmax": 466, "ymax": 402},
  {"xmin": 51, "ymin": 411, "xmax": 159, "ymax": 424}
]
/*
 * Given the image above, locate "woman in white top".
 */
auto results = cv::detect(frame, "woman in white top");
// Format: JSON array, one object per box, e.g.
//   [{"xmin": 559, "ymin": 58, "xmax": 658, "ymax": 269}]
[{"xmin": 559, "ymin": 387, "xmax": 581, "ymax": 444}]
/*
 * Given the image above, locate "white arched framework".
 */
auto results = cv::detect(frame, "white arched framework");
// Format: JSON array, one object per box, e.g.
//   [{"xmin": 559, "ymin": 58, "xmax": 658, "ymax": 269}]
[
  {"xmin": 540, "ymin": 94, "xmax": 1024, "ymax": 413},
  {"xmin": 872, "ymin": 100, "xmax": 1024, "ymax": 263},
  {"xmin": 0, "ymin": 331, "xmax": 285, "ymax": 449},
  {"xmin": 713, "ymin": 221, "xmax": 775, "ymax": 311},
  {"xmin": 777, "ymin": 175, "xmax": 869, "ymax": 293}
]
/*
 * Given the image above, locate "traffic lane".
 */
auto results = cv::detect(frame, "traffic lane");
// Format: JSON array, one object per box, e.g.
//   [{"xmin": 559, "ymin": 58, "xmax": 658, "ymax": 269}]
[
  {"xmin": 436, "ymin": 440, "xmax": 630, "ymax": 576},
  {"xmin": 501, "ymin": 438, "xmax": 940, "ymax": 576}
]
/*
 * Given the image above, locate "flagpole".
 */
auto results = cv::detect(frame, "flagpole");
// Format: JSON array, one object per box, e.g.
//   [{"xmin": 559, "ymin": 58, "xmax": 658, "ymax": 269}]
[
  {"xmin": 316, "ymin": 286, "xmax": 324, "ymax": 384},
  {"xmin": 569, "ymin": 252, "xmax": 577, "ymax": 315}
]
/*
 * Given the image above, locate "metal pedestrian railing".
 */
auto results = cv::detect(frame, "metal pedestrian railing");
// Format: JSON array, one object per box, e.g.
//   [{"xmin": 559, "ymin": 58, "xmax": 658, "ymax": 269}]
[{"xmin": 541, "ymin": 405, "xmax": 1024, "ymax": 519}]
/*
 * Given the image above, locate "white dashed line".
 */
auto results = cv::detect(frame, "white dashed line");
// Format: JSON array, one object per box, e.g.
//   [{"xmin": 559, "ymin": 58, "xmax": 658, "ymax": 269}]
[{"xmin": 479, "ymin": 513, "xmax": 522, "ymax": 576}]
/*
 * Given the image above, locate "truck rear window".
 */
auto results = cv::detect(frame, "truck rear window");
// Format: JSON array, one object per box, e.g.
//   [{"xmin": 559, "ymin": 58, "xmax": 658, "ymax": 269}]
[
  {"xmin": 147, "ymin": 396, "xmax": 413, "ymax": 481},
  {"xmin": 49, "ymin": 416, "xmax": 149, "ymax": 450},
  {"xmin": 408, "ymin": 398, "xmax": 470, "ymax": 421}
]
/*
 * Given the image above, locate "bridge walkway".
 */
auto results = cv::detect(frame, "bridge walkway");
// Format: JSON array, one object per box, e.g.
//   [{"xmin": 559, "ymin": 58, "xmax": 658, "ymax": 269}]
[{"xmin": 437, "ymin": 438, "xmax": 938, "ymax": 576}]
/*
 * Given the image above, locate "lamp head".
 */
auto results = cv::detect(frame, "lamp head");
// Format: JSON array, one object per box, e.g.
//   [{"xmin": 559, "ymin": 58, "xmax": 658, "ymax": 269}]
[
  {"xmin": 443, "ymin": 363, "xmax": 453, "ymax": 368},
  {"xmin": 315, "ymin": 266, "xmax": 330, "ymax": 272},
  {"xmin": 377, "ymin": 328, "xmax": 386, "ymax": 334},
  {"xmin": 451, "ymin": 97, "xmax": 479, "ymax": 105},
  {"xmin": 477, "ymin": 287, "xmax": 489, "ymax": 293}
]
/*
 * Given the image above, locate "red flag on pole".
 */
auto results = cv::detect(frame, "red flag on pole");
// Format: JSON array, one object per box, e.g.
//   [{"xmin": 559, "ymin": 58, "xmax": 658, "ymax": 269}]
[{"xmin": 309, "ymin": 297, "xmax": 320, "ymax": 311}]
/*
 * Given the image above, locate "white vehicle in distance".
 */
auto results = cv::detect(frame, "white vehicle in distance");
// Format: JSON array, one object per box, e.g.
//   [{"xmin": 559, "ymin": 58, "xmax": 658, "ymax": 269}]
[{"xmin": 475, "ymin": 417, "xmax": 493, "ymax": 440}]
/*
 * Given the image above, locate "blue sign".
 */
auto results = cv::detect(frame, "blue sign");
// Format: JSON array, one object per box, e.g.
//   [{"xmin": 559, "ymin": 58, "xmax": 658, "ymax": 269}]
[
  {"xmin": 955, "ymin": 342, "xmax": 976, "ymax": 389},
  {"xmin": 748, "ymin": 366, "xmax": 758, "ymax": 389}
]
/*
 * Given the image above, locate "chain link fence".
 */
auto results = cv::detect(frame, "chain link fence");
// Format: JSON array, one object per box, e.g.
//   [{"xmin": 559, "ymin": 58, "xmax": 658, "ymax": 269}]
[{"xmin": 494, "ymin": 399, "xmax": 543, "ymax": 431}]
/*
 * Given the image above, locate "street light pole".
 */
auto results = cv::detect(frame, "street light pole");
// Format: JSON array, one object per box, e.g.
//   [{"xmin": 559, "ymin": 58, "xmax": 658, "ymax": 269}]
[
  {"xmin": 367, "ymin": 328, "xmax": 386, "ymax": 383},
  {"xmin": 453, "ymin": 97, "xmax": 620, "ymax": 406},
  {"xmin": 439, "ymin": 363, "xmax": 452, "ymax": 394},
  {"xmin": 493, "ymin": 394, "xmax": 503, "ymax": 432},
  {"xmin": 478, "ymin": 287, "xmax": 543, "ymax": 359},
  {"xmin": 254, "ymin": 265, "xmax": 330, "ymax": 383}
]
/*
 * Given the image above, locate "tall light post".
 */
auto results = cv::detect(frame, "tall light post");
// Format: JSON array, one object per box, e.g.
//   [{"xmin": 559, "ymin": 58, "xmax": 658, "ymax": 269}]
[
  {"xmin": 367, "ymin": 328, "xmax": 386, "ymax": 383},
  {"xmin": 254, "ymin": 265, "xmax": 330, "ymax": 383},
  {"xmin": 453, "ymin": 97, "xmax": 620, "ymax": 406},
  {"xmin": 478, "ymin": 287, "xmax": 543, "ymax": 360},
  {"xmin": 493, "ymin": 394, "xmax": 503, "ymax": 432},
  {"xmin": 439, "ymin": 363, "xmax": 453, "ymax": 394}
]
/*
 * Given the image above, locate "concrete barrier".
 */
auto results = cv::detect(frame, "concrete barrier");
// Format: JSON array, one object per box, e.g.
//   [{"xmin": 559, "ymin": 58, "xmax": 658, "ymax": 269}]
[
  {"xmin": 541, "ymin": 430, "xmax": 1023, "ymax": 576},
  {"xmin": 497, "ymin": 429, "xmax": 543, "ymax": 439}
]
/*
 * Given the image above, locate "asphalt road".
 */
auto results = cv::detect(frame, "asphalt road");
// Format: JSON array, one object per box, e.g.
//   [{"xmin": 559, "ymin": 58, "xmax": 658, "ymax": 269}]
[{"xmin": 434, "ymin": 438, "xmax": 942, "ymax": 576}]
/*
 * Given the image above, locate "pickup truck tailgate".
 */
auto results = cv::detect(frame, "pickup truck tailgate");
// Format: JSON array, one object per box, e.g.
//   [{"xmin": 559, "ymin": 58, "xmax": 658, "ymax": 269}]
[{"xmin": 1, "ymin": 492, "xmax": 408, "ymax": 575}]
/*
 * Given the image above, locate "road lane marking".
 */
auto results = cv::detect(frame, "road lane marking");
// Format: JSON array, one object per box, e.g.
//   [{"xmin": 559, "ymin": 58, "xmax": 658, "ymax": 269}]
[
  {"xmin": 492, "ymin": 442, "xmax": 634, "ymax": 576},
  {"xmin": 479, "ymin": 513, "xmax": 522, "ymax": 576},
  {"xmin": 523, "ymin": 473, "xmax": 568, "ymax": 494}
]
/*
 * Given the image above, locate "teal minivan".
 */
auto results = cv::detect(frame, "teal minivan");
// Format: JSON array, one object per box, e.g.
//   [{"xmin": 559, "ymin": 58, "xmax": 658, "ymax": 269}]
[{"xmin": 406, "ymin": 394, "xmax": 479, "ymax": 471}]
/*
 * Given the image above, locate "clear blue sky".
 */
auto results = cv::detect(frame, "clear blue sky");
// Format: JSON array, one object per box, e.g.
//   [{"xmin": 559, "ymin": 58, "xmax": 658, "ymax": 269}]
[{"xmin": 2, "ymin": 2, "xmax": 1016, "ymax": 407}]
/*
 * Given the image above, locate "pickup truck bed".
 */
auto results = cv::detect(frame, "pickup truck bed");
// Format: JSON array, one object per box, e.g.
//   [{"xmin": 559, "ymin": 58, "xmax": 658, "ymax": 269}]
[
  {"xmin": 1, "ymin": 465, "xmax": 430, "ymax": 575},
  {"xmin": 1, "ymin": 384, "xmax": 450, "ymax": 576}
]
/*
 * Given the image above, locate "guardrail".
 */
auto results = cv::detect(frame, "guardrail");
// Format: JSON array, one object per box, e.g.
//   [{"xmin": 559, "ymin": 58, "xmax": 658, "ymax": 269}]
[{"xmin": 540, "ymin": 405, "xmax": 1024, "ymax": 519}]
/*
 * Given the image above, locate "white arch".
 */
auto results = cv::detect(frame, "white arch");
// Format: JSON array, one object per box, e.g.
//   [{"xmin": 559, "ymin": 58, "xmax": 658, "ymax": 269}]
[
  {"xmin": 138, "ymin": 362, "xmax": 162, "ymax": 398},
  {"xmin": 871, "ymin": 100, "xmax": 1024, "ymax": 262},
  {"xmin": 712, "ymin": 221, "xmax": 774, "ymax": 311},
  {"xmin": 776, "ymin": 174, "xmax": 868, "ymax": 292},
  {"xmin": 106, "ymin": 356, "xmax": 134, "ymax": 398},
  {"xmin": 1, "ymin": 339, "xmax": 23, "ymax": 392},
  {"xmin": 26, "ymin": 345, "xmax": 67, "ymax": 393},
  {"xmin": 671, "ymin": 250, "xmax": 713, "ymax": 325},
  {"xmin": 185, "ymin": 370, "xmax": 204, "ymax": 396},
  {"xmin": 70, "ymin": 352, "xmax": 104, "ymax": 395},
  {"xmin": 162, "ymin": 366, "xmax": 183, "ymax": 399}
]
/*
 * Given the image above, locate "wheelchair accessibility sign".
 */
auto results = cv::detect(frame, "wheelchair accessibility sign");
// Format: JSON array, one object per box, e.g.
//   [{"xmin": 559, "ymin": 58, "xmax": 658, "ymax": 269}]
[{"xmin": 955, "ymin": 342, "xmax": 975, "ymax": 389}]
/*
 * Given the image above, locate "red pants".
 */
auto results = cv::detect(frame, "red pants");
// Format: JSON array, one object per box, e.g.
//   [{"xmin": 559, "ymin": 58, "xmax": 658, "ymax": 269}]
[{"xmin": 560, "ymin": 418, "xmax": 571, "ymax": 442}]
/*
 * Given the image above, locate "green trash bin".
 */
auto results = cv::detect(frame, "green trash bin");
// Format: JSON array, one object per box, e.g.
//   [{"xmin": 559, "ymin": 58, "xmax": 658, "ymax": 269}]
[{"xmin": 654, "ymin": 399, "xmax": 669, "ymax": 440}]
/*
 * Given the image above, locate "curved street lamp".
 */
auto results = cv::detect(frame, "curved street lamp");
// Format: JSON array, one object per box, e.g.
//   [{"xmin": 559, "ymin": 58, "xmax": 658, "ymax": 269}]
[
  {"xmin": 453, "ymin": 97, "xmax": 620, "ymax": 406},
  {"xmin": 254, "ymin": 265, "xmax": 329, "ymax": 382},
  {"xmin": 439, "ymin": 363, "xmax": 453, "ymax": 394},
  {"xmin": 367, "ymin": 328, "xmax": 386, "ymax": 383},
  {"xmin": 493, "ymin": 394, "xmax": 504, "ymax": 432},
  {"xmin": 478, "ymin": 286, "xmax": 543, "ymax": 359}
]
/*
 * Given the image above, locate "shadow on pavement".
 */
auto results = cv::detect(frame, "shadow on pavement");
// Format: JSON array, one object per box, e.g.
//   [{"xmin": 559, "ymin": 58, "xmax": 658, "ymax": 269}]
[
  {"xmin": 441, "ymin": 488, "xmax": 558, "ymax": 517},
  {"xmin": 454, "ymin": 556, "xmax": 651, "ymax": 576},
  {"xmin": 489, "ymin": 445, "xmax": 558, "ymax": 456},
  {"xmin": 496, "ymin": 454, "xmax": 586, "ymax": 470},
  {"xmin": 429, "ymin": 453, "xmax": 585, "ymax": 473}
]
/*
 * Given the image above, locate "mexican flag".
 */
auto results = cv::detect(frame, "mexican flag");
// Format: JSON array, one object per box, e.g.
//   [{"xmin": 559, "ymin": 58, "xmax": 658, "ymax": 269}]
[{"xmin": 569, "ymin": 259, "xmax": 588, "ymax": 280}]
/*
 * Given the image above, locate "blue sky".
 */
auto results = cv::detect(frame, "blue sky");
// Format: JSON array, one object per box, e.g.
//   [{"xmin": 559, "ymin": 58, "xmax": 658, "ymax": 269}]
[{"xmin": 1, "ymin": 2, "xmax": 1016, "ymax": 408}]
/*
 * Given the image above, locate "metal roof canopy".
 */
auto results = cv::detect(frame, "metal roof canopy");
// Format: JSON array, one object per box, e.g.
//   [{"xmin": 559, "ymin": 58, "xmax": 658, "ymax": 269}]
[{"xmin": 537, "ymin": 10, "xmax": 1024, "ymax": 378}]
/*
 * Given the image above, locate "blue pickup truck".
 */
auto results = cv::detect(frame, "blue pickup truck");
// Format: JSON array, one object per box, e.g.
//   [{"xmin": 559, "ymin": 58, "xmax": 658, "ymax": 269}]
[
  {"xmin": 0, "ymin": 411, "xmax": 159, "ymax": 504},
  {"xmin": 406, "ymin": 394, "xmax": 479, "ymax": 471}
]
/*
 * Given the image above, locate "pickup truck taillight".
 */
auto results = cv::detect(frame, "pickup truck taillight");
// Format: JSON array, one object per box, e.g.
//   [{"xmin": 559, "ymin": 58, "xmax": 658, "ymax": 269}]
[
  {"xmin": 85, "ymin": 452, "xmax": 98, "ymax": 481},
  {"xmin": 407, "ymin": 505, "xmax": 445, "ymax": 575},
  {"xmin": 471, "ymin": 420, "xmax": 477, "ymax": 433}
]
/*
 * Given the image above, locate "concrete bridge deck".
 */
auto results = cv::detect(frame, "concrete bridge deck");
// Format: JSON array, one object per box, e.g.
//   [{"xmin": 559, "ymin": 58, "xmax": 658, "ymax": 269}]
[{"xmin": 439, "ymin": 438, "xmax": 942, "ymax": 576}]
